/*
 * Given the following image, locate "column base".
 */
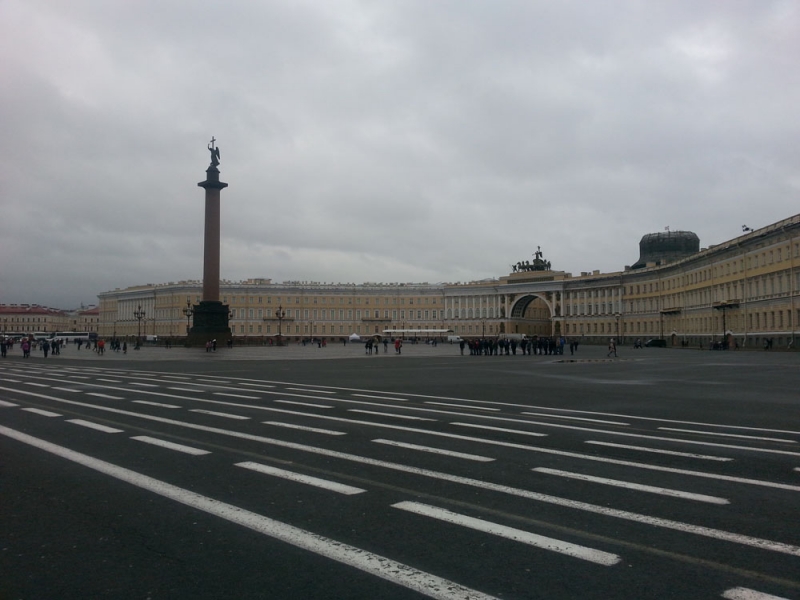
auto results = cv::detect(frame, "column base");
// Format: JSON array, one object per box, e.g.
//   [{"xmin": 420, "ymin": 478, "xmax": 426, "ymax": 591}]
[{"xmin": 187, "ymin": 301, "xmax": 231, "ymax": 347}]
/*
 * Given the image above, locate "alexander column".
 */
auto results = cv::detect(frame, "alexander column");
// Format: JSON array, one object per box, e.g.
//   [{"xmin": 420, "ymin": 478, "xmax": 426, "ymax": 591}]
[{"xmin": 188, "ymin": 137, "xmax": 231, "ymax": 345}]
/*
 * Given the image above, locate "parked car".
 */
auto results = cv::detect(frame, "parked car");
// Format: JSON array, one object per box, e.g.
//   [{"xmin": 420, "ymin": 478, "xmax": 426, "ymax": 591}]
[{"xmin": 644, "ymin": 338, "xmax": 667, "ymax": 347}]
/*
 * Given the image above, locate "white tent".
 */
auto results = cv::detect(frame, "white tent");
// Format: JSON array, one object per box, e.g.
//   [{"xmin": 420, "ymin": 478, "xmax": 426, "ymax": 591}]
[{"xmin": 348, "ymin": 333, "xmax": 361, "ymax": 341}]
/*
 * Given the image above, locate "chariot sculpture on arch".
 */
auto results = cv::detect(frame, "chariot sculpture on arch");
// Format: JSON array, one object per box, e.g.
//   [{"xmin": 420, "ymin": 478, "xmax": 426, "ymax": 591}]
[{"xmin": 208, "ymin": 136, "xmax": 221, "ymax": 167}]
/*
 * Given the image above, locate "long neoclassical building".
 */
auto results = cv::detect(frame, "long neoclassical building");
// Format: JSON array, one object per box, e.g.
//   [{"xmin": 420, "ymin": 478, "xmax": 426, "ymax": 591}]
[{"xmin": 98, "ymin": 213, "xmax": 800, "ymax": 348}]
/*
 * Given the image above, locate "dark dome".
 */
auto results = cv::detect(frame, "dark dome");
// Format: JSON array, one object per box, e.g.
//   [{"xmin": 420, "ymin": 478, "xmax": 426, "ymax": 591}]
[{"xmin": 631, "ymin": 231, "xmax": 700, "ymax": 269}]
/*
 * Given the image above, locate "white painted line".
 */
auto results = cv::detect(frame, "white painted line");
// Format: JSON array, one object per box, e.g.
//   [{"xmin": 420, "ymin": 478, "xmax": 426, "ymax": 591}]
[
  {"xmin": 130, "ymin": 382, "xmax": 158, "ymax": 388},
  {"xmin": 0, "ymin": 400, "xmax": 19, "ymax": 407},
  {"xmin": 161, "ymin": 375, "xmax": 191, "ymax": 380},
  {"xmin": 286, "ymin": 387, "xmax": 337, "ymax": 394},
  {"xmin": 0, "ymin": 426, "xmax": 494, "ymax": 600},
  {"xmin": 213, "ymin": 392, "xmax": 260, "ymax": 400},
  {"xmin": 10, "ymin": 385, "xmax": 800, "ymax": 558},
  {"xmin": 263, "ymin": 421, "xmax": 347, "ymax": 436},
  {"xmin": 132, "ymin": 400, "xmax": 182, "ymax": 408},
  {"xmin": 22, "ymin": 408, "xmax": 62, "ymax": 417},
  {"xmin": 521, "ymin": 412, "xmax": 630, "ymax": 426},
  {"xmin": 450, "ymin": 423, "xmax": 548, "ymax": 438},
  {"xmin": 97, "ymin": 378, "xmax": 121, "ymax": 383},
  {"xmin": 352, "ymin": 393, "xmax": 408, "ymax": 402},
  {"xmin": 169, "ymin": 387, "xmax": 206, "ymax": 393},
  {"xmin": 658, "ymin": 427, "xmax": 796, "ymax": 444},
  {"xmin": 511, "ymin": 404, "xmax": 800, "ymax": 437},
  {"xmin": 52, "ymin": 387, "xmax": 80, "ymax": 392},
  {"xmin": 349, "ymin": 409, "xmax": 435, "ymax": 421},
  {"xmin": 722, "ymin": 587, "xmax": 791, "ymax": 600},
  {"xmin": 373, "ymin": 439, "xmax": 494, "ymax": 462},
  {"xmin": 68, "ymin": 375, "xmax": 90, "ymax": 379},
  {"xmin": 275, "ymin": 400, "xmax": 334, "ymax": 409},
  {"xmin": 240, "ymin": 382, "xmax": 276, "ymax": 389},
  {"xmin": 87, "ymin": 393, "xmax": 123, "ymax": 400},
  {"xmin": 190, "ymin": 409, "xmax": 250, "ymax": 420},
  {"xmin": 426, "ymin": 402, "xmax": 499, "ymax": 412},
  {"xmin": 236, "ymin": 462, "xmax": 366, "ymax": 495},
  {"xmin": 392, "ymin": 502, "xmax": 620, "ymax": 566},
  {"xmin": 131, "ymin": 436, "xmax": 211, "ymax": 455},
  {"xmin": 199, "ymin": 379, "xmax": 230, "ymax": 384},
  {"xmin": 0, "ymin": 378, "xmax": 21, "ymax": 383},
  {"xmin": 23, "ymin": 382, "xmax": 49, "ymax": 388},
  {"xmin": 533, "ymin": 467, "xmax": 729, "ymax": 505},
  {"xmin": 66, "ymin": 419, "xmax": 123, "ymax": 433},
  {"xmin": 585, "ymin": 441, "xmax": 732, "ymax": 462}
]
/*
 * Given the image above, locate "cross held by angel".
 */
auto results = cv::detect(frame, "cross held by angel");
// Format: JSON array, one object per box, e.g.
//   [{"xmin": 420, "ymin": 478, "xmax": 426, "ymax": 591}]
[{"xmin": 208, "ymin": 136, "xmax": 221, "ymax": 166}]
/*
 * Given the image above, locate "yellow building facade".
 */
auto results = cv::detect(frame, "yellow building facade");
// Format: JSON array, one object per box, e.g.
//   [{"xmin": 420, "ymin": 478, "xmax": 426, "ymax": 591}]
[{"xmin": 98, "ymin": 213, "xmax": 800, "ymax": 348}]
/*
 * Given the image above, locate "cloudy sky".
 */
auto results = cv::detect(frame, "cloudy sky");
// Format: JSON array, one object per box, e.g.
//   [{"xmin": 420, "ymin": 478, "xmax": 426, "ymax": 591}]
[{"xmin": 1, "ymin": 1, "xmax": 798, "ymax": 309}]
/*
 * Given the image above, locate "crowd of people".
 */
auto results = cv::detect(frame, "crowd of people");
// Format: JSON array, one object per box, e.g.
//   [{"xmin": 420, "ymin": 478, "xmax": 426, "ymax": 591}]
[{"xmin": 459, "ymin": 336, "xmax": 579, "ymax": 356}]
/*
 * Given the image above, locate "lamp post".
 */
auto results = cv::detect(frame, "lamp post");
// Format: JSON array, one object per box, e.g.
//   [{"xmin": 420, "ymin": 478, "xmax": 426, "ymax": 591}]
[
  {"xmin": 275, "ymin": 304, "xmax": 286, "ymax": 346},
  {"xmin": 182, "ymin": 299, "xmax": 194, "ymax": 336},
  {"xmin": 133, "ymin": 305, "xmax": 145, "ymax": 348}
]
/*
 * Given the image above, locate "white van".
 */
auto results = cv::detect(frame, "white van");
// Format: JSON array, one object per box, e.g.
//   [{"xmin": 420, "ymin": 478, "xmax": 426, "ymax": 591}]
[{"xmin": 447, "ymin": 335, "xmax": 464, "ymax": 343}]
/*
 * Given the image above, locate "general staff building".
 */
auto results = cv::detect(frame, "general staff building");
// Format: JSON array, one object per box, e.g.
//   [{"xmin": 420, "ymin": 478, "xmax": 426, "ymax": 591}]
[{"xmin": 98, "ymin": 213, "xmax": 800, "ymax": 348}]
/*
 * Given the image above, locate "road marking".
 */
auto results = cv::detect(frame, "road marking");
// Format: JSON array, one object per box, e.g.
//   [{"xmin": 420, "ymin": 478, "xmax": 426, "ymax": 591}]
[
  {"xmin": 199, "ymin": 379, "xmax": 230, "ymax": 384},
  {"xmin": 584, "ymin": 441, "xmax": 732, "ymax": 461},
  {"xmin": 52, "ymin": 387, "xmax": 80, "ymax": 392},
  {"xmin": 0, "ymin": 426, "xmax": 496, "ymax": 600},
  {"xmin": 352, "ymin": 393, "xmax": 408, "ymax": 402},
  {"xmin": 0, "ymin": 400, "xmax": 19, "ymax": 407},
  {"xmin": 68, "ymin": 375, "xmax": 90, "ymax": 379},
  {"xmin": 240, "ymin": 382, "xmax": 276, "ymax": 389},
  {"xmin": 373, "ymin": 439, "xmax": 494, "ymax": 462},
  {"xmin": 16, "ymin": 392, "xmax": 800, "ymax": 558},
  {"xmin": 512, "ymin": 404, "xmax": 800, "ymax": 437},
  {"xmin": 392, "ymin": 501, "xmax": 621, "ymax": 566},
  {"xmin": 66, "ymin": 419, "xmax": 123, "ymax": 433},
  {"xmin": 275, "ymin": 400, "xmax": 334, "ymax": 409},
  {"xmin": 0, "ymin": 378, "xmax": 21, "ymax": 383},
  {"xmin": 721, "ymin": 587, "xmax": 791, "ymax": 600},
  {"xmin": 236, "ymin": 462, "xmax": 366, "ymax": 495},
  {"xmin": 130, "ymin": 382, "xmax": 158, "ymax": 388},
  {"xmin": 286, "ymin": 387, "xmax": 336, "ymax": 394},
  {"xmin": 349, "ymin": 409, "xmax": 435, "ymax": 421},
  {"xmin": 190, "ymin": 409, "xmax": 250, "ymax": 420},
  {"xmin": 131, "ymin": 436, "xmax": 211, "ymax": 455},
  {"xmin": 161, "ymin": 375, "xmax": 191, "ymax": 380},
  {"xmin": 23, "ymin": 382, "xmax": 49, "ymax": 387},
  {"xmin": 426, "ymin": 402, "xmax": 499, "ymax": 412},
  {"xmin": 22, "ymin": 408, "xmax": 62, "ymax": 417},
  {"xmin": 533, "ymin": 467, "xmax": 729, "ymax": 504},
  {"xmin": 10, "ymin": 385, "xmax": 800, "ymax": 496},
  {"xmin": 263, "ymin": 421, "xmax": 346, "ymax": 436},
  {"xmin": 132, "ymin": 400, "xmax": 181, "ymax": 408},
  {"xmin": 97, "ymin": 378, "xmax": 121, "ymax": 383},
  {"xmin": 213, "ymin": 392, "xmax": 260, "ymax": 400},
  {"xmin": 450, "ymin": 423, "xmax": 548, "ymax": 438},
  {"xmin": 87, "ymin": 393, "xmax": 123, "ymax": 400},
  {"xmin": 169, "ymin": 387, "xmax": 206, "ymax": 393},
  {"xmin": 521, "ymin": 412, "xmax": 630, "ymax": 426},
  {"xmin": 658, "ymin": 427, "xmax": 796, "ymax": 444}
]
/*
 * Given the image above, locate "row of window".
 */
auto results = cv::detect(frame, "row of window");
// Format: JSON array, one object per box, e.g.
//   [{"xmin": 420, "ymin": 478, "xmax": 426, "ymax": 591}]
[{"xmin": 222, "ymin": 295, "xmax": 440, "ymax": 306}]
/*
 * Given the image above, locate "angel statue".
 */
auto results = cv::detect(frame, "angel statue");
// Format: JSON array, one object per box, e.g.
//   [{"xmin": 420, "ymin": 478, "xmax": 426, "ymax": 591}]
[{"xmin": 208, "ymin": 136, "xmax": 221, "ymax": 166}]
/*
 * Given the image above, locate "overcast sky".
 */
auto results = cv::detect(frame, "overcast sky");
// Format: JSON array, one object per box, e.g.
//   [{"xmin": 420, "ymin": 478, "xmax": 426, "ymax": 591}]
[{"xmin": 1, "ymin": 1, "xmax": 798, "ymax": 309}]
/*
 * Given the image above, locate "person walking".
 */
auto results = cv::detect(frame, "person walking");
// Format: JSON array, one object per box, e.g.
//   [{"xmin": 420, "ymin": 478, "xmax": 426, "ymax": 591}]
[
  {"xmin": 394, "ymin": 338, "xmax": 402, "ymax": 354},
  {"xmin": 607, "ymin": 338, "xmax": 617, "ymax": 357}
]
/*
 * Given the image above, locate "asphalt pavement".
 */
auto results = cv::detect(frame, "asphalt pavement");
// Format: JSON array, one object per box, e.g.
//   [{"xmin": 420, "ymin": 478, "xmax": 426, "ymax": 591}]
[{"xmin": 1, "ymin": 345, "xmax": 798, "ymax": 599}]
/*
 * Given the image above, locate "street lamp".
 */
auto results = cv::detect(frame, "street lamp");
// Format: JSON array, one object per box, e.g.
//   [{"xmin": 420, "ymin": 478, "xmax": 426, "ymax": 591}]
[
  {"xmin": 133, "ymin": 305, "xmax": 145, "ymax": 348},
  {"xmin": 182, "ymin": 299, "xmax": 194, "ymax": 335},
  {"xmin": 275, "ymin": 304, "xmax": 286, "ymax": 346}
]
